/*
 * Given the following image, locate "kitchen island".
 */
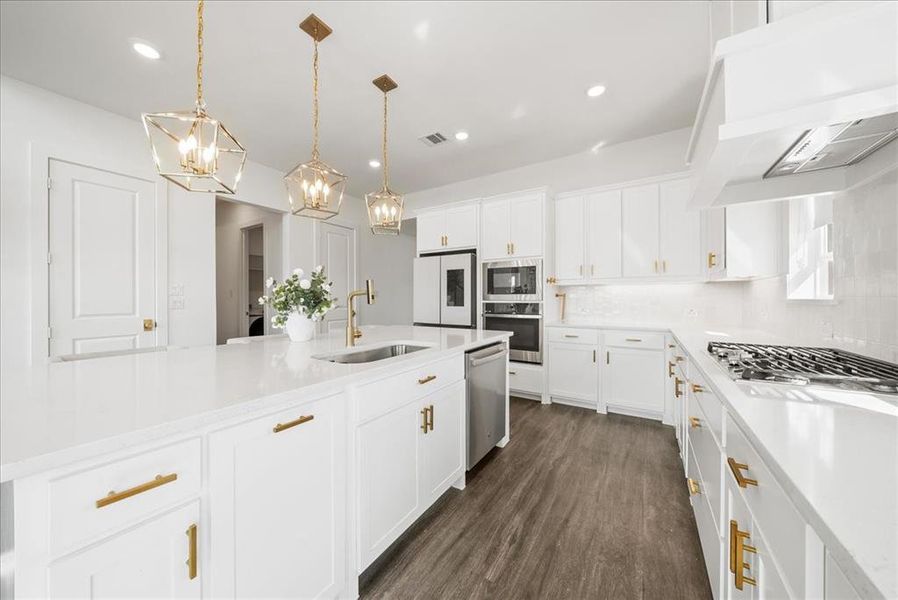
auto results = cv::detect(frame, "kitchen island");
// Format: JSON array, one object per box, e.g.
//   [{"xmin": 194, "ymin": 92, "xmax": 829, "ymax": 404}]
[{"xmin": 0, "ymin": 325, "xmax": 512, "ymax": 599}]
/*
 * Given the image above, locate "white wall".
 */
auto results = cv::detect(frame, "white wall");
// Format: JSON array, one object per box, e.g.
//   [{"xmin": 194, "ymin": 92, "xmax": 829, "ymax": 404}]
[{"xmin": 358, "ymin": 219, "xmax": 416, "ymax": 326}]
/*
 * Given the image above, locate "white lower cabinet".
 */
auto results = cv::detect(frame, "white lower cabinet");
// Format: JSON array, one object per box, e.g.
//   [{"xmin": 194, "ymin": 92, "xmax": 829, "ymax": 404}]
[
  {"xmin": 601, "ymin": 346, "xmax": 665, "ymax": 417},
  {"xmin": 689, "ymin": 443, "xmax": 723, "ymax": 600},
  {"xmin": 208, "ymin": 394, "xmax": 347, "ymax": 599},
  {"xmin": 547, "ymin": 341, "xmax": 598, "ymax": 407},
  {"xmin": 48, "ymin": 502, "xmax": 201, "ymax": 599},
  {"xmin": 419, "ymin": 380, "xmax": 466, "ymax": 505}
]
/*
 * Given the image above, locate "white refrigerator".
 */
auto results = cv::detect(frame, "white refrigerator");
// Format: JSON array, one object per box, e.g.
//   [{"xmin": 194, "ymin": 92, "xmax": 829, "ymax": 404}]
[{"xmin": 413, "ymin": 251, "xmax": 476, "ymax": 327}]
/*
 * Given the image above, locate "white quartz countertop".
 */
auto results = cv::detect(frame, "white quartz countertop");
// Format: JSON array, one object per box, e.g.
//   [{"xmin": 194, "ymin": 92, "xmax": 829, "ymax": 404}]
[
  {"xmin": 548, "ymin": 319, "xmax": 898, "ymax": 599},
  {"xmin": 0, "ymin": 326, "xmax": 511, "ymax": 483}
]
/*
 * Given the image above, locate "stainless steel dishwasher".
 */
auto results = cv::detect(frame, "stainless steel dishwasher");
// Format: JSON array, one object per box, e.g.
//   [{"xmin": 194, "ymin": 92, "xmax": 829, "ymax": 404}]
[{"xmin": 465, "ymin": 342, "xmax": 508, "ymax": 470}]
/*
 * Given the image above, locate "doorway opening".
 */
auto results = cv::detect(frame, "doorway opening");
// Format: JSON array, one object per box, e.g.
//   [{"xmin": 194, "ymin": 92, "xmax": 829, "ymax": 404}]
[{"xmin": 243, "ymin": 225, "xmax": 266, "ymax": 338}]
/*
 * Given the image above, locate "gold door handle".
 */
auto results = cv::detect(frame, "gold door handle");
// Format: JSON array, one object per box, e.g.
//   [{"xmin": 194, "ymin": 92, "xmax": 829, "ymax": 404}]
[
  {"xmin": 186, "ymin": 523, "xmax": 198, "ymax": 580},
  {"xmin": 692, "ymin": 383, "xmax": 705, "ymax": 393},
  {"xmin": 668, "ymin": 361, "xmax": 675, "ymax": 378},
  {"xmin": 418, "ymin": 374, "xmax": 437, "ymax": 385},
  {"xmin": 675, "ymin": 377, "xmax": 683, "ymax": 399},
  {"xmin": 689, "ymin": 416, "xmax": 701, "ymax": 428},
  {"xmin": 273, "ymin": 414, "xmax": 314, "ymax": 433},
  {"xmin": 420, "ymin": 407, "xmax": 429, "ymax": 433},
  {"xmin": 96, "ymin": 473, "xmax": 178, "ymax": 508},
  {"xmin": 727, "ymin": 457, "xmax": 758, "ymax": 488},
  {"xmin": 687, "ymin": 478, "xmax": 701, "ymax": 495},
  {"xmin": 729, "ymin": 520, "xmax": 757, "ymax": 590},
  {"xmin": 708, "ymin": 252, "xmax": 718, "ymax": 269},
  {"xmin": 143, "ymin": 319, "xmax": 156, "ymax": 332},
  {"xmin": 427, "ymin": 404, "xmax": 434, "ymax": 431}
]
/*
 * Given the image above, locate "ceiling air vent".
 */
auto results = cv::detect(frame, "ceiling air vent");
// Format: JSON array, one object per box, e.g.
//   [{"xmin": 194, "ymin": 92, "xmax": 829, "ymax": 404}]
[{"xmin": 419, "ymin": 132, "xmax": 448, "ymax": 147}]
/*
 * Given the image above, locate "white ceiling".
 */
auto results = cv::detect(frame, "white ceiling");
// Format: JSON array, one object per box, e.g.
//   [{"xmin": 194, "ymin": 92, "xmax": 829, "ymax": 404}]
[{"xmin": 0, "ymin": 1, "xmax": 710, "ymax": 195}]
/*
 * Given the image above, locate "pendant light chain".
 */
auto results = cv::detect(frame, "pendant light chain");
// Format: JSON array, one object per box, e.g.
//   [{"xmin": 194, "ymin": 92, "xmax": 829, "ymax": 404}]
[
  {"xmin": 382, "ymin": 91, "xmax": 388, "ymax": 189},
  {"xmin": 311, "ymin": 36, "xmax": 320, "ymax": 161},
  {"xmin": 196, "ymin": 0, "xmax": 205, "ymax": 112}
]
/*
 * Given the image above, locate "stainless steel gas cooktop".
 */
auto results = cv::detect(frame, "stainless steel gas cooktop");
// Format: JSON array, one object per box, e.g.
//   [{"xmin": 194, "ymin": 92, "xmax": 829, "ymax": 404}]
[{"xmin": 707, "ymin": 341, "xmax": 898, "ymax": 395}]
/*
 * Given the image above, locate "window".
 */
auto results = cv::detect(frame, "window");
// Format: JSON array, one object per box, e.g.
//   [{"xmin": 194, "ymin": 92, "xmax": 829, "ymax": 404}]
[{"xmin": 787, "ymin": 196, "xmax": 834, "ymax": 300}]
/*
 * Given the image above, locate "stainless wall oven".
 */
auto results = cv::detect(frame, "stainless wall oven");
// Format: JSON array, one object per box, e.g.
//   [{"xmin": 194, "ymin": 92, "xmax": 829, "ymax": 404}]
[
  {"xmin": 482, "ymin": 302, "xmax": 542, "ymax": 364},
  {"xmin": 482, "ymin": 259, "xmax": 542, "ymax": 302}
]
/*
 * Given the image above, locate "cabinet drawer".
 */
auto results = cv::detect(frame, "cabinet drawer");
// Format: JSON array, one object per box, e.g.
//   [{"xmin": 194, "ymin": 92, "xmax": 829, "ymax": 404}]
[
  {"xmin": 689, "ymin": 370, "xmax": 724, "ymax": 446},
  {"xmin": 603, "ymin": 330, "xmax": 665, "ymax": 349},
  {"xmin": 507, "ymin": 364, "xmax": 542, "ymax": 395},
  {"xmin": 355, "ymin": 354, "xmax": 465, "ymax": 422},
  {"xmin": 688, "ymin": 397, "xmax": 723, "ymax": 535},
  {"xmin": 689, "ymin": 442, "xmax": 723, "ymax": 600},
  {"xmin": 546, "ymin": 327, "xmax": 598, "ymax": 345},
  {"xmin": 726, "ymin": 414, "xmax": 808, "ymax": 598},
  {"xmin": 49, "ymin": 437, "xmax": 201, "ymax": 555}
]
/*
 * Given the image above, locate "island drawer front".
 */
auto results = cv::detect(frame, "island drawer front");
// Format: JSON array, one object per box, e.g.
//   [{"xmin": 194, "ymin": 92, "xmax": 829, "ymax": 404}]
[
  {"xmin": 688, "ymin": 397, "xmax": 723, "ymax": 535},
  {"xmin": 49, "ymin": 438, "xmax": 202, "ymax": 555},
  {"xmin": 726, "ymin": 414, "xmax": 808, "ymax": 598},
  {"xmin": 356, "ymin": 355, "xmax": 464, "ymax": 422},
  {"xmin": 546, "ymin": 328, "xmax": 598, "ymax": 345},
  {"xmin": 689, "ymin": 441, "xmax": 722, "ymax": 600},
  {"xmin": 508, "ymin": 364, "xmax": 542, "ymax": 395},
  {"xmin": 689, "ymin": 371, "xmax": 724, "ymax": 446},
  {"xmin": 603, "ymin": 330, "xmax": 665, "ymax": 350}
]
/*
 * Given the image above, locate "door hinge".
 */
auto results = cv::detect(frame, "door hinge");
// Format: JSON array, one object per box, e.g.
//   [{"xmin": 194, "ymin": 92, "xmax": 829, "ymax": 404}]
[{"xmin": 47, "ymin": 177, "xmax": 53, "ymax": 190}]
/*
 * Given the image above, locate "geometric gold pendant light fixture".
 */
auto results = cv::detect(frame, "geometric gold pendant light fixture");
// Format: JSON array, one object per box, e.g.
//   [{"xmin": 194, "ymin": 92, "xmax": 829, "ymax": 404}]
[
  {"xmin": 365, "ymin": 75, "xmax": 404, "ymax": 235},
  {"xmin": 142, "ymin": 0, "xmax": 247, "ymax": 194},
  {"xmin": 284, "ymin": 14, "xmax": 347, "ymax": 220}
]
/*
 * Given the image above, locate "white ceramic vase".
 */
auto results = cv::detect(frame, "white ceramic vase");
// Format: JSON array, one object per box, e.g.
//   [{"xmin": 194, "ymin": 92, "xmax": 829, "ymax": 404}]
[{"xmin": 285, "ymin": 312, "xmax": 314, "ymax": 342}]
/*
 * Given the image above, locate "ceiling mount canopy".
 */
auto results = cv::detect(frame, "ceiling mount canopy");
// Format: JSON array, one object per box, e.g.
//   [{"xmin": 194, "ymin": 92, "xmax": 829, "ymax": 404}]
[
  {"xmin": 366, "ymin": 74, "xmax": 403, "ymax": 235},
  {"xmin": 142, "ymin": 0, "xmax": 247, "ymax": 194},
  {"xmin": 284, "ymin": 13, "xmax": 346, "ymax": 220}
]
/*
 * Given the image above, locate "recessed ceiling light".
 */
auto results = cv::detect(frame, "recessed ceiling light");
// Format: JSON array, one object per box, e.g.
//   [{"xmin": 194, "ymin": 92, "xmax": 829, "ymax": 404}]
[
  {"xmin": 369, "ymin": 159, "xmax": 381, "ymax": 168},
  {"xmin": 586, "ymin": 85, "xmax": 606, "ymax": 98},
  {"xmin": 132, "ymin": 41, "xmax": 161, "ymax": 60},
  {"xmin": 455, "ymin": 131, "xmax": 469, "ymax": 141}
]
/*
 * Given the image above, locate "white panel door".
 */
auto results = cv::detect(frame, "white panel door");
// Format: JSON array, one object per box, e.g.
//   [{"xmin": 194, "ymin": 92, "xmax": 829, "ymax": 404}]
[
  {"xmin": 317, "ymin": 222, "xmax": 355, "ymax": 334},
  {"xmin": 509, "ymin": 195, "xmax": 543, "ymax": 257},
  {"xmin": 444, "ymin": 204, "xmax": 478, "ymax": 249},
  {"xmin": 659, "ymin": 178, "xmax": 701, "ymax": 277},
  {"xmin": 439, "ymin": 254, "xmax": 473, "ymax": 326},
  {"xmin": 416, "ymin": 211, "xmax": 445, "ymax": 253},
  {"xmin": 480, "ymin": 200, "xmax": 510, "ymax": 260},
  {"xmin": 554, "ymin": 196, "xmax": 585, "ymax": 281},
  {"xmin": 621, "ymin": 184, "xmax": 660, "ymax": 277},
  {"xmin": 208, "ymin": 395, "xmax": 345, "ymax": 599},
  {"xmin": 547, "ymin": 342, "xmax": 598, "ymax": 404},
  {"xmin": 602, "ymin": 348, "xmax": 665, "ymax": 415},
  {"xmin": 586, "ymin": 189, "xmax": 622, "ymax": 279},
  {"xmin": 419, "ymin": 380, "xmax": 465, "ymax": 506},
  {"xmin": 49, "ymin": 160, "xmax": 157, "ymax": 357},
  {"xmin": 48, "ymin": 502, "xmax": 201, "ymax": 599},
  {"xmin": 413, "ymin": 256, "xmax": 441, "ymax": 325}
]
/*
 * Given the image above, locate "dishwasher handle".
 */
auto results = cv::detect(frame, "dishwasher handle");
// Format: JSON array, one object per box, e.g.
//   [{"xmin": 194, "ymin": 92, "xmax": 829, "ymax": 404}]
[{"xmin": 468, "ymin": 345, "xmax": 508, "ymax": 367}]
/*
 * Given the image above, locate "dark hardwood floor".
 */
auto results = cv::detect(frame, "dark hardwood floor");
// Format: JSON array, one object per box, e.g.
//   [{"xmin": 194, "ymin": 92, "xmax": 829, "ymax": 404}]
[{"xmin": 360, "ymin": 397, "xmax": 713, "ymax": 600}]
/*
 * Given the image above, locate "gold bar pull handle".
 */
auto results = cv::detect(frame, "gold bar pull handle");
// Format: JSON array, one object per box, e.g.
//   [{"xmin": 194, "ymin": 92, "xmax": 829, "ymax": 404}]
[
  {"xmin": 96, "ymin": 473, "xmax": 178, "ymax": 508},
  {"xmin": 625, "ymin": 337, "xmax": 642, "ymax": 342},
  {"xmin": 662, "ymin": 260, "xmax": 667, "ymax": 273},
  {"xmin": 687, "ymin": 478, "xmax": 701, "ymax": 495},
  {"xmin": 606, "ymin": 351, "xmax": 610, "ymax": 365},
  {"xmin": 593, "ymin": 349, "xmax": 596, "ymax": 363},
  {"xmin": 689, "ymin": 416, "xmax": 701, "ymax": 428},
  {"xmin": 708, "ymin": 252, "xmax": 718, "ymax": 269},
  {"xmin": 729, "ymin": 520, "xmax": 757, "ymax": 590},
  {"xmin": 186, "ymin": 523, "xmax": 198, "ymax": 580},
  {"xmin": 427, "ymin": 405, "xmax": 434, "ymax": 431},
  {"xmin": 272, "ymin": 414, "xmax": 314, "ymax": 433},
  {"xmin": 727, "ymin": 457, "xmax": 758, "ymax": 488},
  {"xmin": 675, "ymin": 377, "xmax": 684, "ymax": 399},
  {"xmin": 668, "ymin": 361, "xmax": 675, "ymax": 378},
  {"xmin": 420, "ymin": 406, "xmax": 430, "ymax": 433},
  {"xmin": 692, "ymin": 383, "xmax": 705, "ymax": 393},
  {"xmin": 418, "ymin": 374, "xmax": 437, "ymax": 385}
]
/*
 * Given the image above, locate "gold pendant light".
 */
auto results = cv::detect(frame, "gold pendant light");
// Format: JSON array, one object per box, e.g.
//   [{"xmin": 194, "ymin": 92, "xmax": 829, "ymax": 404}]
[
  {"xmin": 365, "ymin": 75, "xmax": 403, "ymax": 235},
  {"xmin": 285, "ymin": 14, "xmax": 346, "ymax": 220},
  {"xmin": 142, "ymin": 0, "xmax": 246, "ymax": 194}
]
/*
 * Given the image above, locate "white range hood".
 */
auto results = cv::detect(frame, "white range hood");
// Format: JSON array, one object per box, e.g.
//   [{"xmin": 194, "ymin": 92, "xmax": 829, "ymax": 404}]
[{"xmin": 686, "ymin": 1, "xmax": 898, "ymax": 208}]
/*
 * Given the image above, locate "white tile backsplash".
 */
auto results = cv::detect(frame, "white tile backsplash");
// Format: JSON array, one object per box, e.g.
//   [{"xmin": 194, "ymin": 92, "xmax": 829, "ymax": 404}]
[{"xmin": 562, "ymin": 170, "xmax": 898, "ymax": 363}]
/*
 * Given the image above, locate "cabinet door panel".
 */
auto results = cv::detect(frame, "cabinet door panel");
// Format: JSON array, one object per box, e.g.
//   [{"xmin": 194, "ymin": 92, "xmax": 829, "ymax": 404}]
[
  {"xmin": 416, "ymin": 212, "xmax": 445, "ymax": 253},
  {"xmin": 413, "ymin": 256, "xmax": 441, "ymax": 325},
  {"xmin": 554, "ymin": 196, "xmax": 585, "ymax": 281},
  {"xmin": 444, "ymin": 204, "xmax": 478, "ymax": 249},
  {"xmin": 48, "ymin": 502, "xmax": 201, "ymax": 599},
  {"xmin": 586, "ymin": 189, "xmax": 622, "ymax": 278},
  {"xmin": 481, "ymin": 200, "xmax": 510, "ymax": 260},
  {"xmin": 357, "ymin": 402, "xmax": 420, "ymax": 569},
  {"xmin": 705, "ymin": 207, "xmax": 726, "ymax": 279},
  {"xmin": 208, "ymin": 395, "xmax": 345, "ymax": 599},
  {"xmin": 622, "ymin": 184, "xmax": 660, "ymax": 277},
  {"xmin": 420, "ymin": 380, "xmax": 465, "ymax": 505},
  {"xmin": 548, "ymin": 342, "xmax": 598, "ymax": 403},
  {"xmin": 659, "ymin": 179, "xmax": 701, "ymax": 277},
  {"xmin": 602, "ymin": 348, "xmax": 664, "ymax": 414},
  {"xmin": 509, "ymin": 195, "xmax": 543, "ymax": 257}
]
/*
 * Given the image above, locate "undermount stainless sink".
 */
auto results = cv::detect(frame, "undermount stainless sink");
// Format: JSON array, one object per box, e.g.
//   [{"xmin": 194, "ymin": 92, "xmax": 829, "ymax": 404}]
[{"xmin": 317, "ymin": 344, "xmax": 429, "ymax": 364}]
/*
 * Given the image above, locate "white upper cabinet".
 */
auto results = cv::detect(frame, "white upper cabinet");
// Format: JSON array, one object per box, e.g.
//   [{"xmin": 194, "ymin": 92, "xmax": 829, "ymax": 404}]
[
  {"xmin": 705, "ymin": 201, "xmax": 783, "ymax": 280},
  {"xmin": 621, "ymin": 184, "xmax": 660, "ymax": 277},
  {"xmin": 586, "ymin": 190, "xmax": 622, "ymax": 279},
  {"xmin": 659, "ymin": 178, "xmax": 701, "ymax": 277},
  {"xmin": 416, "ymin": 203, "xmax": 478, "ymax": 254},
  {"xmin": 553, "ymin": 196, "xmax": 585, "ymax": 281},
  {"xmin": 481, "ymin": 191, "xmax": 545, "ymax": 260}
]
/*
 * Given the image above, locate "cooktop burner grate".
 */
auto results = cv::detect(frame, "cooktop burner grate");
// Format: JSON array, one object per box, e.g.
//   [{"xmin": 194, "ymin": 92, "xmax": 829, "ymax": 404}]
[{"xmin": 707, "ymin": 342, "xmax": 898, "ymax": 395}]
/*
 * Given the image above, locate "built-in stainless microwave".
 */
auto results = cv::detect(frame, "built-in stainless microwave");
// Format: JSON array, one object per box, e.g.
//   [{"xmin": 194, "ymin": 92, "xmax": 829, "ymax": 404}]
[{"xmin": 482, "ymin": 259, "xmax": 542, "ymax": 302}]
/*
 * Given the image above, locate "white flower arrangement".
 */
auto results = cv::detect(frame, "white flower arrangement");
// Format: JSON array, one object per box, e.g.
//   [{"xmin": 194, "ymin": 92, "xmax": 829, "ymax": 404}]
[{"xmin": 258, "ymin": 267, "xmax": 336, "ymax": 328}]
